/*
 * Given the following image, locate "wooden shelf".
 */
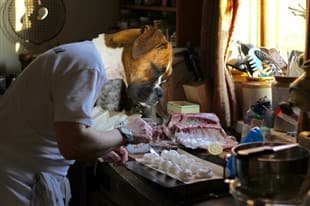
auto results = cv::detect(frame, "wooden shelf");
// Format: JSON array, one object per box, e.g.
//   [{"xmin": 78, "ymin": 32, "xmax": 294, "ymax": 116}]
[
  {"xmin": 118, "ymin": 0, "xmax": 203, "ymax": 47},
  {"xmin": 121, "ymin": 5, "xmax": 176, "ymax": 12}
]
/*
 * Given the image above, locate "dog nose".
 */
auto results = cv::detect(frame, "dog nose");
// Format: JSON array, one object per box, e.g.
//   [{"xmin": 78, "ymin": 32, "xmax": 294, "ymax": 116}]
[{"xmin": 155, "ymin": 87, "xmax": 163, "ymax": 98}]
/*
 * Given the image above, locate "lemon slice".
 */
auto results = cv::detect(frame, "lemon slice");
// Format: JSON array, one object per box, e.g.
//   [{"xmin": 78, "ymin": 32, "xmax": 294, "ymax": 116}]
[{"xmin": 207, "ymin": 142, "xmax": 223, "ymax": 155}]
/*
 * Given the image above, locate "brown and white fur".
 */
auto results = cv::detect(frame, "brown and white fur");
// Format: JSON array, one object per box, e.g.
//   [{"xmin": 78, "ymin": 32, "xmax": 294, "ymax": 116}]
[{"xmin": 94, "ymin": 25, "xmax": 173, "ymax": 118}]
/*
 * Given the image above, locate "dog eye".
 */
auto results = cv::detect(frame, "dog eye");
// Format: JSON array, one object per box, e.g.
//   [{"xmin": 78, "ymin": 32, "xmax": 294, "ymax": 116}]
[
  {"xmin": 156, "ymin": 43, "xmax": 167, "ymax": 50},
  {"xmin": 160, "ymin": 79, "xmax": 167, "ymax": 85}
]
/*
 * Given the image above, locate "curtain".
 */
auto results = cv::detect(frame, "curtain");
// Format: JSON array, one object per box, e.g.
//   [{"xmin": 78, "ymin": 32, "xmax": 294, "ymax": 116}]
[
  {"xmin": 306, "ymin": 0, "xmax": 310, "ymax": 60},
  {"xmin": 200, "ymin": 0, "xmax": 240, "ymax": 127}
]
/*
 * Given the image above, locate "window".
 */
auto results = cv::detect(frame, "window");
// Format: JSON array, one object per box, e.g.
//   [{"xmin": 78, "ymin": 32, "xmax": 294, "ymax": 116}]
[{"xmin": 232, "ymin": 0, "xmax": 306, "ymax": 59}]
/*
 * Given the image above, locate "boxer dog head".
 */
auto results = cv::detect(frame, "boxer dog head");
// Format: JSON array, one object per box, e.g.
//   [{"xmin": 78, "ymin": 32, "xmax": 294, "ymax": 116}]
[{"xmin": 103, "ymin": 25, "xmax": 173, "ymax": 114}]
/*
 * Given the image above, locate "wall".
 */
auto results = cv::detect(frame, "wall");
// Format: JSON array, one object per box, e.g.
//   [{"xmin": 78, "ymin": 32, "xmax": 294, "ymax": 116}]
[{"xmin": 0, "ymin": 0, "xmax": 119, "ymax": 74}]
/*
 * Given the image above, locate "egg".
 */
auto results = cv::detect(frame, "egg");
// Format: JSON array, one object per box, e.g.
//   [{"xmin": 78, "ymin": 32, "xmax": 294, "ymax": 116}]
[
  {"xmin": 151, "ymin": 156, "xmax": 164, "ymax": 168},
  {"xmin": 168, "ymin": 150, "xmax": 179, "ymax": 163},
  {"xmin": 176, "ymin": 154, "xmax": 187, "ymax": 165},
  {"xmin": 142, "ymin": 153, "xmax": 157, "ymax": 164},
  {"xmin": 189, "ymin": 162, "xmax": 203, "ymax": 174},
  {"xmin": 178, "ymin": 168, "xmax": 193, "ymax": 182},
  {"xmin": 160, "ymin": 149, "xmax": 169, "ymax": 159},
  {"xmin": 168, "ymin": 162, "xmax": 181, "ymax": 176},
  {"xmin": 159, "ymin": 159, "xmax": 173, "ymax": 172},
  {"xmin": 196, "ymin": 167, "xmax": 213, "ymax": 178},
  {"xmin": 179, "ymin": 157, "xmax": 195, "ymax": 168}
]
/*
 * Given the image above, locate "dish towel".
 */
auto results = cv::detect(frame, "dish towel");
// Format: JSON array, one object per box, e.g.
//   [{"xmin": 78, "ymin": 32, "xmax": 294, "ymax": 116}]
[{"xmin": 31, "ymin": 172, "xmax": 71, "ymax": 206}]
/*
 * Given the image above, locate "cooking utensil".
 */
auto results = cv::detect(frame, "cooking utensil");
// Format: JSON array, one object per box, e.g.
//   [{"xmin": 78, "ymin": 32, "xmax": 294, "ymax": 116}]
[
  {"xmin": 226, "ymin": 58, "xmax": 249, "ymax": 74},
  {"xmin": 231, "ymin": 142, "xmax": 310, "ymax": 204},
  {"xmin": 245, "ymin": 48, "xmax": 263, "ymax": 75},
  {"xmin": 239, "ymin": 42, "xmax": 254, "ymax": 55},
  {"xmin": 269, "ymin": 48, "xmax": 288, "ymax": 70},
  {"xmin": 237, "ymin": 143, "xmax": 299, "ymax": 156}
]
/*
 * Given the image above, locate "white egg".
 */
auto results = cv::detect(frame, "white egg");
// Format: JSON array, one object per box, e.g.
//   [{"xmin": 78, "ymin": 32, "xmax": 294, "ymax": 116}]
[
  {"xmin": 168, "ymin": 162, "xmax": 181, "ymax": 175},
  {"xmin": 160, "ymin": 149, "xmax": 169, "ymax": 159},
  {"xmin": 175, "ymin": 154, "xmax": 186, "ymax": 165},
  {"xmin": 163, "ymin": 151, "xmax": 172, "ymax": 161},
  {"xmin": 178, "ymin": 157, "xmax": 187, "ymax": 167},
  {"xmin": 178, "ymin": 168, "xmax": 193, "ymax": 182},
  {"xmin": 142, "ymin": 153, "xmax": 157, "ymax": 164},
  {"xmin": 169, "ymin": 149, "xmax": 178, "ymax": 156},
  {"xmin": 179, "ymin": 157, "xmax": 195, "ymax": 168},
  {"xmin": 159, "ymin": 159, "xmax": 173, "ymax": 172},
  {"xmin": 185, "ymin": 158, "xmax": 195, "ymax": 167},
  {"xmin": 179, "ymin": 154, "xmax": 188, "ymax": 160},
  {"xmin": 189, "ymin": 162, "xmax": 204, "ymax": 174},
  {"xmin": 196, "ymin": 167, "xmax": 213, "ymax": 178},
  {"xmin": 151, "ymin": 156, "xmax": 164, "ymax": 168},
  {"xmin": 168, "ymin": 150, "xmax": 179, "ymax": 163}
]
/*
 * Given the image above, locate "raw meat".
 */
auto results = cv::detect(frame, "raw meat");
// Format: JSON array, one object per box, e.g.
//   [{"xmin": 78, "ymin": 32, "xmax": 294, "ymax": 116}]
[{"xmin": 153, "ymin": 113, "xmax": 236, "ymax": 149}]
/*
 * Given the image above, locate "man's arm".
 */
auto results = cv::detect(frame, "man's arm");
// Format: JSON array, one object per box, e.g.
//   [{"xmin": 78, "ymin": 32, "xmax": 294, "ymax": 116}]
[
  {"xmin": 54, "ymin": 117, "xmax": 152, "ymax": 161},
  {"xmin": 54, "ymin": 122, "xmax": 124, "ymax": 161}
]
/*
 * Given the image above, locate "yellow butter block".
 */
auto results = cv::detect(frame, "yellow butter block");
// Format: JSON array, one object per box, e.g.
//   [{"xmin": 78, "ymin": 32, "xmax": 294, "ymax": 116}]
[{"xmin": 167, "ymin": 101, "xmax": 200, "ymax": 114}]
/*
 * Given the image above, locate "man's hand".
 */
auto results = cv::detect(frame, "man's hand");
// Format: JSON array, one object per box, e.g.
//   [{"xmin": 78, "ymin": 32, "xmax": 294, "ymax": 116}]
[
  {"xmin": 99, "ymin": 146, "xmax": 128, "ymax": 166},
  {"xmin": 126, "ymin": 118, "xmax": 153, "ymax": 144}
]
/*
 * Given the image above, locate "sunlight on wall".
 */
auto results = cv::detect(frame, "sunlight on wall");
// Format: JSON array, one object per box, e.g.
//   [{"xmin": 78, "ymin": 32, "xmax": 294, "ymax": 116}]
[
  {"xmin": 14, "ymin": 0, "xmax": 26, "ymax": 32},
  {"xmin": 15, "ymin": 42, "xmax": 20, "ymax": 53}
]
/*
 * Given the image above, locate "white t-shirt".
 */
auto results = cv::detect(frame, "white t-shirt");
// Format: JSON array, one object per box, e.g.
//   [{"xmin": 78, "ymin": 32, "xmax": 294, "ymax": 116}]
[{"xmin": 0, "ymin": 40, "xmax": 106, "ymax": 205}]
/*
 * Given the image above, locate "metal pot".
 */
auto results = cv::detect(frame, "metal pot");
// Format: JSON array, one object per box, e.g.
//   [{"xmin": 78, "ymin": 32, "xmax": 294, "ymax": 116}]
[{"xmin": 231, "ymin": 142, "xmax": 310, "ymax": 204}]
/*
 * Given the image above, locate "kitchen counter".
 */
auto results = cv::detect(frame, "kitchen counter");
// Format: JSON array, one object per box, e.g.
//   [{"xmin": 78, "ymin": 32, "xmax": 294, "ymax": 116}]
[{"xmin": 68, "ymin": 129, "xmax": 301, "ymax": 206}]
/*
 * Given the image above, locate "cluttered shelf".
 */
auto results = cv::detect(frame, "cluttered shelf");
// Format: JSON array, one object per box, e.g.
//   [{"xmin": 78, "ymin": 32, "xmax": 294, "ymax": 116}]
[{"xmin": 118, "ymin": 0, "xmax": 203, "ymax": 47}]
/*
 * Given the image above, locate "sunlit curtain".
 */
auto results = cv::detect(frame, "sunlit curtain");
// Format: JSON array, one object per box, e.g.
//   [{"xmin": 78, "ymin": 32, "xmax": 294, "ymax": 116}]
[
  {"xmin": 200, "ymin": 0, "xmax": 240, "ymax": 127},
  {"xmin": 305, "ymin": 0, "xmax": 310, "ymax": 59}
]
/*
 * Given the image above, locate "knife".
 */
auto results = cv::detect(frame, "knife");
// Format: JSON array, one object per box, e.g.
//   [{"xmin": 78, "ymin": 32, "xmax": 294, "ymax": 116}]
[{"xmin": 237, "ymin": 143, "xmax": 299, "ymax": 156}]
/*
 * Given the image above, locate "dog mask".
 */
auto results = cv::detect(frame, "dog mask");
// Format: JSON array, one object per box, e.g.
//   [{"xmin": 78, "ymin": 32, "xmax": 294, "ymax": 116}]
[{"xmin": 103, "ymin": 25, "xmax": 173, "ymax": 112}]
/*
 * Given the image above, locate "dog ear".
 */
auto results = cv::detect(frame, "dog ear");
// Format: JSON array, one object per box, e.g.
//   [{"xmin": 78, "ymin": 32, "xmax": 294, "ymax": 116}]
[{"xmin": 132, "ymin": 25, "xmax": 168, "ymax": 59}]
